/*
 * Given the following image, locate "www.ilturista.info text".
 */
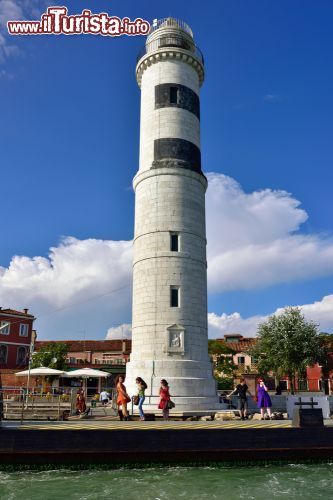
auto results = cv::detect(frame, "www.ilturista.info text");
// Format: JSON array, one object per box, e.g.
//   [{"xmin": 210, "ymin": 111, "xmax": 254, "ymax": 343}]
[{"xmin": 7, "ymin": 7, "xmax": 150, "ymax": 36}]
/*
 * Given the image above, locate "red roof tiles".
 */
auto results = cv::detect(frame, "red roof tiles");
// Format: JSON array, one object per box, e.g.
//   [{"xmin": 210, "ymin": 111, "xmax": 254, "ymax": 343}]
[
  {"xmin": 35, "ymin": 339, "xmax": 132, "ymax": 353},
  {"xmin": 216, "ymin": 338, "xmax": 256, "ymax": 352},
  {"xmin": 0, "ymin": 308, "xmax": 34, "ymax": 318}
]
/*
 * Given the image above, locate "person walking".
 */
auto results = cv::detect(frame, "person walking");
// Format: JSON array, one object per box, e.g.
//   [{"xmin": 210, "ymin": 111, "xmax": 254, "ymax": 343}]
[
  {"xmin": 257, "ymin": 378, "xmax": 272, "ymax": 419},
  {"xmin": 228, "ymin": 377, "xmax": 253, "ymax": 420},
  {"xmin": 158, "ymin": 379, "xmax": 171, "ymax": 420},
  {"xmin": 136, "ymin": 377, "xmax": 147, "ymax": 420},
  {"xmin": 115, "ymin": 375, "xmax": 131, "ymax": 421}
]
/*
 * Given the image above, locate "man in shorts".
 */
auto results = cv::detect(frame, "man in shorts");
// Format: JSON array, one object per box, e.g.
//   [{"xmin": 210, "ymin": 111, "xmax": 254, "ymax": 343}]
[{"xmin": 228, "ymin": 378, "xmax": 253, "ymax": 420}]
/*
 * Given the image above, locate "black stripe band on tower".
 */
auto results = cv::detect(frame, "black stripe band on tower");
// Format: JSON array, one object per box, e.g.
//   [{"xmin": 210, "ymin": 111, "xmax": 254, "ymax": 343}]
[
  {"xmin": 153, "ymin": 138, "xmax": 202, "ymax": 173},
  {"xmin": 155, "ymin": 83, "xmax": 200, "ymax": 119}
]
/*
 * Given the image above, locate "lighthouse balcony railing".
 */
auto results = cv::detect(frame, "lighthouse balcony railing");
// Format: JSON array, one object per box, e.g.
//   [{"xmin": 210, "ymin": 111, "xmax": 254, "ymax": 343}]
[
  {"xmin": 136, "ymin": 36, "xmax": 204, "ymax": 65},
  {"xmin": 148, "ymin": 18, "xmax": 194, "ymax": 37}
]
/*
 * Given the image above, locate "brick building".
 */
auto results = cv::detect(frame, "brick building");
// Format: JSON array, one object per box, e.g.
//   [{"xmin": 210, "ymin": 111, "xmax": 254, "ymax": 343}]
[
  {"xmin": 0, "ymin": 308, "xmax": 35, "ymax": 390},
  {"xmin": 34, "ymin": 339, "xmax": 131, "ymax": 369},
  {"xmin": 34, "ymin": 339, "xmax": 132, "ymax": 391},
  {"xmin": 0, "ymin": 308, "xmax": 35, "ymax": 370}
]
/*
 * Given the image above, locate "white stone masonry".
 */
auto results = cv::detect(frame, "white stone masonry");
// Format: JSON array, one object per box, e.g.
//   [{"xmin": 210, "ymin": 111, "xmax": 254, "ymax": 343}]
[{"xmin": 125, "ymin": 18, "xmax": 221, "ymax": 411}]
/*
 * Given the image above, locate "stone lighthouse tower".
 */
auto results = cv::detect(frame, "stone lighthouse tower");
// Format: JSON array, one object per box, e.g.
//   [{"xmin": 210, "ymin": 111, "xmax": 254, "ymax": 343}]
[{"xmin": 125, "ymin": 18, "xmax": 220, "ymax": 410}]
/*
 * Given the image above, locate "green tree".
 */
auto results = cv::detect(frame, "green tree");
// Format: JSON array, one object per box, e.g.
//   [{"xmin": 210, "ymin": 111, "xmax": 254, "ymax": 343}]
[
  {"xmin": 32, "ymin": 343, "xmax": 69, "ymax": 371},
  {"xmin": 250, "ymin": 307, "xmax": 323, "ymax": 393},
  {"xmin": 318, "ymin": 333, "xmax": 333, "ymax": 380},
  {"xmin": 208, "ymin": 340, "xmax": 237, "ymax": 389}
]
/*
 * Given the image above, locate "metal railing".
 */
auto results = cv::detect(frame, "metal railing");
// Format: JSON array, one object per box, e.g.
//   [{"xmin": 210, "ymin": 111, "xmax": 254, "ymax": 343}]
[
  {"xmin": 149, "ymin": 18, "xmax": 193, "ymax": 37},
  {"xmin": 137, "ymin": 35, "xmax": 204, "ymax": 65},
  {"xmin": 1, "ymin": 388, "xmax": 119, "ymax": 422},
  {"xmin": 1, "ymin": 389, "xmax": 72, "ymax": 423}
]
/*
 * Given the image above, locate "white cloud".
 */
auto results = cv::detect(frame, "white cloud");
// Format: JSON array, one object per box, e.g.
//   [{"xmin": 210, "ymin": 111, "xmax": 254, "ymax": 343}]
[
  {"xmin": 206, "ymin": 173, "xmax": 333, "ymax": 292},
  {"xmin": 1, "ymin": 173, "xmax": 333, "ymax": 340},
  {"xmin": 263, "ymin": 93, "xmax": 282, "ymax": 103},
  {"xmin": 0, "ymin": 237, "xmax": 132, "ymax": 308},
  {"xmin": 0, "ymin": 68, "xmax": 14, "ymax": 79},
  {"xmin": 208, "ymin": 294, "xmax": 333, "ymax": 338},
  {"xmin": 0, "ymin": 237, "xmax": 132, "ymax": 339},
  {"xmin": 104, "ymin": 295, "xmax": 333, "ymax": 341},
  {"xmin": 208, "ymin": 311, "xmax": 266, "ymax": 338},
  {"xmin": 0, "ymin": 0, "xmax": 43, "ymax": 63},
  {"xmin": 289, "ymin": 294, "xmax": 333, "ymax": 333},
  {"xmin": 0, "ymin": 0, "xmax": 43, "ymax": 25},
  {"xmin": 0, "ymin": 0, "xmax": 23, "ymax": 24},
  {"xmin": 0, "ymin": 31, "xmax": 19, "ymax": 63},
  {"xmin": 106, "ymin": 323, "xmax": 132, "ymax": 340}
]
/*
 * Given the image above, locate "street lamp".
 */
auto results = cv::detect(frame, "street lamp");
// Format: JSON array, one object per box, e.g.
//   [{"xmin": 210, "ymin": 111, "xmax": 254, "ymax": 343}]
[{"xmin": 25, "ymin": 330, "xmax": 37, "ymax": 407}]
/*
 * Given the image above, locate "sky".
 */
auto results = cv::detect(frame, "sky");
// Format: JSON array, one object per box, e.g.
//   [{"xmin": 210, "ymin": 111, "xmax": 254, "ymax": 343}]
[{"xmin": 0, "ymin": 0, "xmax": 332, "ymax": 340}]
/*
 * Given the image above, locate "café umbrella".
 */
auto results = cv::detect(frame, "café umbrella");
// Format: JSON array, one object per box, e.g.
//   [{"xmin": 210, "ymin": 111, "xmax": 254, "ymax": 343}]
[
  {"xmin": 15, "ymin": 367, "xmax": 66, "ymax": 396},
  {"xmin": 15, "ymin": 367, "xmax": 66, "ymax": 376},
  {"xmin": 63, "ymin": 368, "xmax": 110, "ymax": 378},
  {"xmin": 63, "ymin": 368, "xmax": 111, "ymax": 394}
]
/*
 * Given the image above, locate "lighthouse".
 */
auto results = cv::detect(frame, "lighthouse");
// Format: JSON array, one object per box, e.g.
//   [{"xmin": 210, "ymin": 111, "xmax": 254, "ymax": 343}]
[{"xmin": 125, "ymin": 18, "xmax": 220, "ymax": 411}]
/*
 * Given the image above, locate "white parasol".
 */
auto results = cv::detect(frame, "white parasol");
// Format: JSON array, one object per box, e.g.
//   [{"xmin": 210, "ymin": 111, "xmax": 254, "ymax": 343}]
[
  {"xmin": 63, "ymin": 368, "xmax": 111, "ymax": 396},
  {"xmin": 15, "ymin": 367, "xmax": 66, "ymax": 376},
  {"xmin": 63, "ymin": 368, "xmax": 110, "ymax": 378}
]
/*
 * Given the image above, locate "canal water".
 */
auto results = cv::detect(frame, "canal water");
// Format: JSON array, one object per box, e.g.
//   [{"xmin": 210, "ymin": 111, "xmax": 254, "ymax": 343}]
[{"xmin": 0, "ymin": 464, "xmax": 333, "ymax": 499}]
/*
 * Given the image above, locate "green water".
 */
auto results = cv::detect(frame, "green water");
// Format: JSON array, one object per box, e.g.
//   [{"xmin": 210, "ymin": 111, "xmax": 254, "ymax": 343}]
[{"xmin": 1, "ymin": 464, "xmax": 333, "ymax": 499}]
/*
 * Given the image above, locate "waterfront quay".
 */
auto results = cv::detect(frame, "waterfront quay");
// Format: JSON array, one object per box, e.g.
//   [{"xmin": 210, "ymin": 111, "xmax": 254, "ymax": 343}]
[{"xmin": 1, "ymin": 420, "xmax": 333, "ymax": 466}]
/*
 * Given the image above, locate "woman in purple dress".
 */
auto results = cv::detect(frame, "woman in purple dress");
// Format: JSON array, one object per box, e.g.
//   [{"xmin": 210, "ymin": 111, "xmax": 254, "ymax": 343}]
[{"xmin": 256, "ymin": 378, "xmax": 272, "ymax": 420}]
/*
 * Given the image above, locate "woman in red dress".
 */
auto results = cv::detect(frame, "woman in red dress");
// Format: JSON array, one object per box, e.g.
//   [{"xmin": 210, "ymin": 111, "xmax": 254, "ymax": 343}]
[
  {"xmin": 76, "ymin": 389, "xmax": 86, "ymax": 414},
  {"xmin": 158, "ymin": 379, "xmax": 171, "ymax": 420},
  {"xmin": 115, "ymin": 375, "xmax": 131, "ymax": 421}
]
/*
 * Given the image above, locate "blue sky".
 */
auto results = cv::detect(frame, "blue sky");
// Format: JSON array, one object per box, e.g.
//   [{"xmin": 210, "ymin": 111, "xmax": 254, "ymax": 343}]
[{"xmin": 0, "ymin": 0, "xmax": 332, "ymax": 339}]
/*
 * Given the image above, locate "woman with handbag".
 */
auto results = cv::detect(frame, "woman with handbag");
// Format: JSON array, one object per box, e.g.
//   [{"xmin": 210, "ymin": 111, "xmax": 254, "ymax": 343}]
[
  {"xmin": 115, "ymin": 375, "xmax": 131, "ymax": 421},
  {"xmin": 135, "ymin": 377, "xmax": 147, "ymax": 420},
  {"xmin": 158, "ymin": 379, "xmax": 171, "ymax": 420}
]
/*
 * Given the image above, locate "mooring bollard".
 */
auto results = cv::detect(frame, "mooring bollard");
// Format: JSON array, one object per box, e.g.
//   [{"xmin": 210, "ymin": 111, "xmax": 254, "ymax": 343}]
[{"xmin": 292, "ymin": 397, "xmax": 324, "ymax": 428}]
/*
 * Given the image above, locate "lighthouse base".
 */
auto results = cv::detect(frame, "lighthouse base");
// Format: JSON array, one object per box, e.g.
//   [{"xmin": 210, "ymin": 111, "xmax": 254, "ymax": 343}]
[{"xmin": 125, "ymin": 358, "xmax": 223, "ymax": 412}]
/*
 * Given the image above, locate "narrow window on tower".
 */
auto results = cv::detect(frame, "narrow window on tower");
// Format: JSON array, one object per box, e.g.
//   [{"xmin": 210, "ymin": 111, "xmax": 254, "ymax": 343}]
[
  {"xmin": 170, "ymin": 233, "xmax": 179, "ymax": 252},
  {"xmin": 170, "ymin": 86, "xmax": 178, "ymax": 104},
  {"xmin": 170, "ymin": 286, "xmax": 180, "ymax": 307}
]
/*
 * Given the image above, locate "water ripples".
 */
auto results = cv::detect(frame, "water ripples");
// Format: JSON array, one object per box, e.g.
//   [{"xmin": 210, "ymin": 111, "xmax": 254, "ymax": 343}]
[{"xmin": 1, "ymin": 464, "xmax": 333, "ymax": 499}]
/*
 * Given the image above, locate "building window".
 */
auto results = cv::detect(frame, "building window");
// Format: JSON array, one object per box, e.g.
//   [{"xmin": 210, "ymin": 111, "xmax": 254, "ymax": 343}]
[
  {"xmin": 17, "ymin": 346, "xmax": 27, "ymax": 366},
  {"xmin": 170, "ymin": 86, "xmax": 178, "ymax": 104},
  {"xmin": 170, "ymin": 233, "xmax": 179, "ymax": 252},
  {"xmin": 170, "ymin": 286, "xmax": 180, "ymax": 307},
  {"xmin": 237, "ymin": 356, "xmax": 245, "ymax": 365},
  {"xmin": 0, "ymin": 344, "xmax": 8, "ymax": 364},
  {"xmin": 0, "ymin": 321, "xmax": 10, "ymax": 335},
  {"xmin": 19, "ymin": 324, "xmax": 29, "ymax": 337}
]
